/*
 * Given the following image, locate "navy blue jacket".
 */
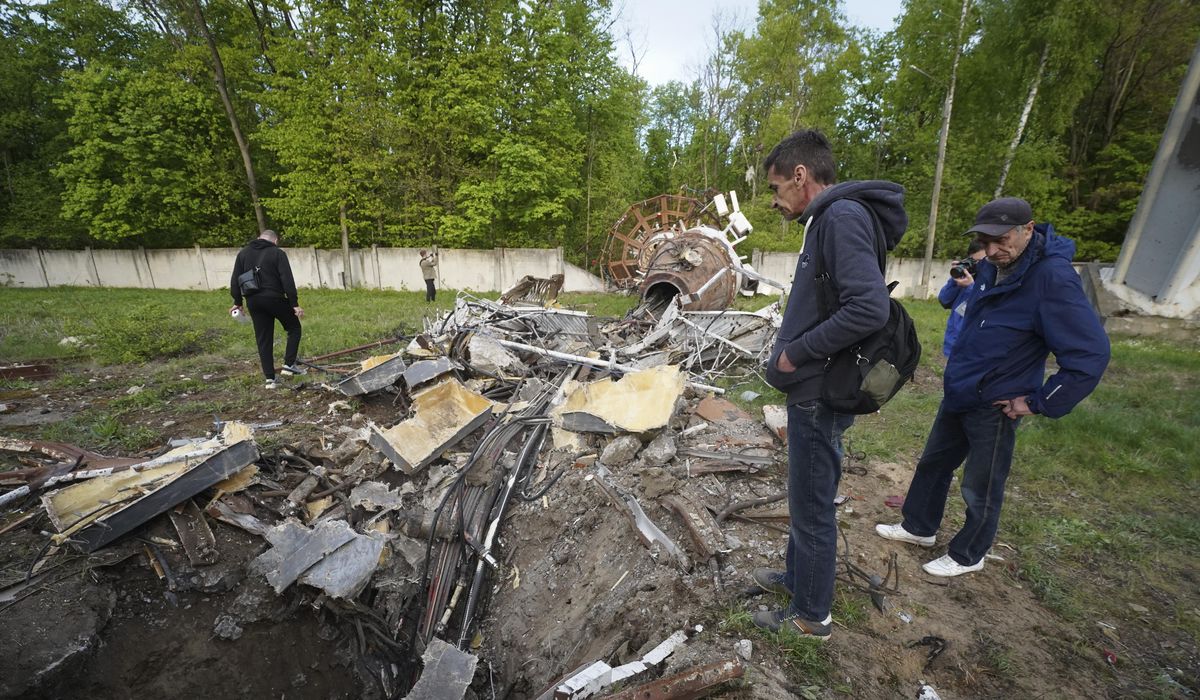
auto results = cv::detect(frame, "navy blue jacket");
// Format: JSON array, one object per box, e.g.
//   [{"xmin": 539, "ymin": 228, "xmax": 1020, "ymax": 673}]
[
  {"xmin": 943, "ymin": 224, "xmax": 1110, "ymax": 418},
  {"xmin": 764, "ymin": 181, "xmax": 908, "ymax": 405},
  {"xmin": 938, "ymin": 277, "xmax": 977, "ymax": 358}
]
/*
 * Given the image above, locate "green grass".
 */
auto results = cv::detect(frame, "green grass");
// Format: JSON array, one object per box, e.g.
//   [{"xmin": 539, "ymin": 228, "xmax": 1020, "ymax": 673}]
[
  {"xmin": 0, "ymin": 287, "xmax": 646, "ymax": 363},
  {"xmin": 717, "ymin": 605, "xmax": 832, "ymax": 682}
]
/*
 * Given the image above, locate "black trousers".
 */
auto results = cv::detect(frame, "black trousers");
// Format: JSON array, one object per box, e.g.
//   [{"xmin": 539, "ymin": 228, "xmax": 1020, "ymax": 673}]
[
  {"xmin": 425, "ymin": 278, "xmax": 436, "ymax": 302},
  {"xmin": 247, "ymin": 295, "xmax": 302, "ymax": 379}
]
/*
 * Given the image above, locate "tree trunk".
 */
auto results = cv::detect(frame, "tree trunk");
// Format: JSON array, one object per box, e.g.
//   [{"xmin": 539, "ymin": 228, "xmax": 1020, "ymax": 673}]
[
  {"xmin": 190, "ymin": 0, "xmax": 267, "ymax": 232},
  {"xmin": 996, "ymin": 43, "xmax": 1049, "ymax": 198},
  {"xmin": 340, "ymin": 201, "xmax": 352, "ymax": 289},
  {"xmin": 919, "ymin": 0, "xmax": 970, "ymax": 296},
  {"xmin": 243, "ymin": 0, "xmax": 277, "ymax": 73}
]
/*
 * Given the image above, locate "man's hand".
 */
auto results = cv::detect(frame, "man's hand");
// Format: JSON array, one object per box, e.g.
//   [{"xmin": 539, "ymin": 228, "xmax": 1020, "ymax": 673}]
[
  {"xmin": 954, "ymin": 271, "xmax": 974, "ymax": 287},
  {"xmin": 776, "ymin": 352, "xmax": 796, "ymax": 373},
  {"xmin": 994, "ymin": 396, "xmax": 1032, "ymax": 419},
  {"xmin": 293, "ymin": 306, "xmax": 305, "ymax": 320},
  {"xmin": 229, "ymin": 304, "xmax": 242, "ymax": 315}
]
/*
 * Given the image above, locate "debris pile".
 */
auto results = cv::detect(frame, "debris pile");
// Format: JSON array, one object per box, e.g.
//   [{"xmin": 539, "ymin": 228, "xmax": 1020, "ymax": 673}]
[{"xmin": 2, "ymin": 193, "xmax": 907, "ymax": 699}]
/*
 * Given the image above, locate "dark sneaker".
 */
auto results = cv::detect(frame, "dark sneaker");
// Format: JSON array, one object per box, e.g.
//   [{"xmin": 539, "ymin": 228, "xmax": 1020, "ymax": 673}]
[
  {"xmin": 751, "ymin": 567, "xmax": 789, "ymax": 596},
  {"xmin": 280, "ymin": 364, "xmax": 307, "ymax": 377},
  {"xmin": 751, "ymin": 609, "xmax": 831, "ymax": 640}
]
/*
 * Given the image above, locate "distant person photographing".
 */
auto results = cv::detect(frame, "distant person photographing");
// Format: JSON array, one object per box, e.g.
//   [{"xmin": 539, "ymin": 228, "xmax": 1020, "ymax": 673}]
[
  {"xmin": 419, "ymin": 248, "xmax": 439, "ymax": 302},
  {"xmin": 938, "ymin": 239, "xmax": 986, "ymax": 358},
  {"xmin": 876, "ymin": 197, "xmax": 1110, "ymax": 577},
  {"xmin": 230, "ymin": 229, "xmax": 305, "ymax": 389}
]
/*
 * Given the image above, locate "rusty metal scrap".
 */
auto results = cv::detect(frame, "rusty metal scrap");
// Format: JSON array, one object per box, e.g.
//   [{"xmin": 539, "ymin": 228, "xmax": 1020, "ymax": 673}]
[
  {"xmin": 603, "ymin": 657, "xmax": 745, "ymax": 700},
  {"xmin": 552, "ymin": 630, "xmax": 691, "ymax": 699},
  {"xmin": 0, "ymin": 363, "xmax": 54, "ymax": 380},
  {"xmin": 591, "ymin": 465, "xmax": 690, "ymax": 571},
  {"xmin": 500, "ymin": 273, "xmax": 564, "ymax": 306},
  {"xmin": 603, "ymin": 191, "xmax": 784, "ymax": 313},
  {"xmin": 167, "ymin": 499, "xmax": 219, "ymax": 566},
  {"xmin": 661, "ymin": 494, "xmax": 727, "ymax": 560},
  {"xmin": 602, "ymin": 194, "xmax": 721, "ymax": 289}
]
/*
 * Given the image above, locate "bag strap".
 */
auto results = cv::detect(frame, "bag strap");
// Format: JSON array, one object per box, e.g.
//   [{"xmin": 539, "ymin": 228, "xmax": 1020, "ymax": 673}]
[{"xmin": 811, "ymin": 197, "xmax": 888, "ymax": 321}]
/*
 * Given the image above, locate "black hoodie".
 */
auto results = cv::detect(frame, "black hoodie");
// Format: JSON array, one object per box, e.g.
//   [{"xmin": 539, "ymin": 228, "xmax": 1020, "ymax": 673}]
[
  {"xmin": 230, "ymin": 238, "xmax": 300, "ymax": 307},
  {"xmin": 763, "ymin": 180, "xmax": 908, "ymax": 406}
]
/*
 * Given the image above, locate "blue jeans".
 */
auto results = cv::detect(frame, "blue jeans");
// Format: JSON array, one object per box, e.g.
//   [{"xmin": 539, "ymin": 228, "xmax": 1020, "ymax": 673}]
[
  {"xmin": 784, "ymin": 400, "xmax": 854, "ymax": 621},
  {"xmin": 901, "ymin": 402, "xmax": 1020, "ymax": 566}
]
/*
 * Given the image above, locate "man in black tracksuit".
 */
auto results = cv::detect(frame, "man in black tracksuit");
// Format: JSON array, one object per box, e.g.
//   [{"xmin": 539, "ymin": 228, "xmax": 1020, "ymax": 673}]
[{"xmin": 229, "ymin": 229, "xmax": 305, "ymax": 388}]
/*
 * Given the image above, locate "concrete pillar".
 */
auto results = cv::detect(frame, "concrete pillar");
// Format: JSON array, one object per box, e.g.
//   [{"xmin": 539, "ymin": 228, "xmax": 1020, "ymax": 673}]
[
  {"xmin": 195, "ymin": 244, "xmax": 212, "ymax": 290},
  {"xmin": 34, "ymin": 247, "xmax": 49, "ymax": 287},
  {"xmin": 85, "ymin": 246, "xmax": 101, "ymax": 286},
  {"xmin": 141, "ymin": 247, "xmax": 156, "ymax": 289}
]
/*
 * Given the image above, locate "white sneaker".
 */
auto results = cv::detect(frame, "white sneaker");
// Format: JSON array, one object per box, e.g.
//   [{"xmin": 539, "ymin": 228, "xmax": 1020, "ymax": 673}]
[
  {"xmin": 264, "ymin": 379, "xmax": 277, "ymax": 389},
  {"xmin": 875, "ymin": 523, "xmax": 936, "ymax": 547},
  {"xmin": 922, "ymin": 554, "xmax": 984, "ymax": 577}
]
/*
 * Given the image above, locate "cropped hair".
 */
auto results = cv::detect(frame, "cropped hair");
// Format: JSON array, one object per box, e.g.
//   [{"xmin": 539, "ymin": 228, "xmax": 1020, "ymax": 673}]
[{"xmin": 763, "ymin": 130, "xmax": 837, "ymax": 185}]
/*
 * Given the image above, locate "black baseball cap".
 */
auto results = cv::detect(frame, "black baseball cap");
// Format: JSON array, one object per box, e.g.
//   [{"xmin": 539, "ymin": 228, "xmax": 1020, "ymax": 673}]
[{"xmin": 966, "ymin": 197, "xmax": 1033, "ymax": 237}]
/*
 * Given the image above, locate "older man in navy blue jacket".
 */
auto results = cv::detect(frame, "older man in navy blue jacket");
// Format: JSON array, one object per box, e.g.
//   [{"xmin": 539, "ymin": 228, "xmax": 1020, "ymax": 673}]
[
  {"xmin": 877, "ymin": 197, "xmax": 1110, "ymax": 577},
  {"xmin": 752, "ymin": 130, "xmax": 909, "ymax": 640}
]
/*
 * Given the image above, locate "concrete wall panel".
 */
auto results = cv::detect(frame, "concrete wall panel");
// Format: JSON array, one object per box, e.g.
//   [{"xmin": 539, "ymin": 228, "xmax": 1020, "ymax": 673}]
[
  {"xmin": 0, "ymin": 250, "xmax": 48, "ymax": 287},
  {"xmin": 91, "ymin": 249, "xmax": 150, "ymax": 288},
  {"xmin": 354, "ymin": 249, "xmax": 379, "ymax": 290},
  {"xmin": 145, "ymin": 249, "xmax": 205, "ymax": 289},
  {"xmin": 284, "ymin": 247, "xmax": 322, "ymax": 289},
  {"xmin": 563, "ymin": 261, "xmax": 606, "ymax": 292},
  {"xmin": 198, "ymin": 248, "xmax": 241, "ymax": 292},
  {"xmin": 315, "ymin": 249, "xmax": 347, "ymax": 289},
  {"xmin": 497, "ymin": 248, "xmax": 562, "ymax": 290},
  {"xmin": 375, "ymin": 248, "xmax": 423, "ymax": 291},
  {"xmin": 41, "ymin": 250, "xmax": 97, "ymax": 287},
  {"xmin": 440, "ymin": 249, "xmax": 496, "ymax": 291}
]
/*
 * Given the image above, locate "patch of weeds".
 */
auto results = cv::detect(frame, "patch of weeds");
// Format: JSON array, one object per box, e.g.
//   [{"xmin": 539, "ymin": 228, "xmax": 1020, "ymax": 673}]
[
  {"xmin": 1016, "ymin": 559, "xmax": 1082, "ymax": 621},
  {"xmin": 88, "ymin": 414, "xmax": 159, "ymax": 451},
  {"xmin": 716, "ymin": 604, "xmax": 831, "ymax": 684},
  {"xmin": 0, "ymin": 378, "xmax": 36, "ymax": 392},
  {"xmin": 717, "ymin": 605, "xmax": 757, "ymax": 637},
  {"xmin": 976, "ymin": 634, "xmax": 1017, "ymax": 682},
  {"xmin": 831, "ymin": 591, "xmax": 868, "ymax": 627},
  {"xmin": 73, "ymin": 301, "xmax": 208, "ymax": 364},
  {"xmin": 40, "ymin": 417, "xmax": 92, "ymax": 447},
  {"xmin": 773, "ymin": 627, "xmax": 832, "ymax": 681},
  {"xmin": 110, "ymin": 388, "xmax": 165, "ymax": 411},
  {"xmin": 51, "ymin": 373, "xmax": 89, "ymax": 390}
]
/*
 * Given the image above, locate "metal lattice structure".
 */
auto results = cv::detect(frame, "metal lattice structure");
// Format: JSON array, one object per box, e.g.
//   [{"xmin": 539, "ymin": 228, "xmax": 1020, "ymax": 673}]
[{"xmin": 602, "ymin": 194, "xmax": 722, "ymax": 288}]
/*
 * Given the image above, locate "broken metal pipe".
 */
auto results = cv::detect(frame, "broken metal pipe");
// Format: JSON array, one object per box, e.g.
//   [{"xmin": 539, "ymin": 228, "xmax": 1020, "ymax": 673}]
[{"xmin": 488, "ymin": 337, "xmax": 724, "ymax": 395}]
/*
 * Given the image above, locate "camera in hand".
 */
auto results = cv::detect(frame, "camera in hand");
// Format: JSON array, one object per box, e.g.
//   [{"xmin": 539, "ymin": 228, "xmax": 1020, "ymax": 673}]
[{"xmin": 949, "ymin": 257, "xmax": 978, "ymax": 280}]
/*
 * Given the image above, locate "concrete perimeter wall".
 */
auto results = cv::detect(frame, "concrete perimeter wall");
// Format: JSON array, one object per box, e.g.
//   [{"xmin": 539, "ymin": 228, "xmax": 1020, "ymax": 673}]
[
  {"xmin": 4, "ymin": 246, "xmax": 1090, "ymax": 299},
  {"xmin": 754, "ymin": 251, "xmax": 968, "ymax": 299},
  {"xmin": 0, "ymin": 246, "xmax": 607, "ymax": 294}
]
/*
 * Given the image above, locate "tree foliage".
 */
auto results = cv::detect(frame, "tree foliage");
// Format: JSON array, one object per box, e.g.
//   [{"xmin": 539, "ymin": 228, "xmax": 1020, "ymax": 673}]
[{"xmin": 0, "ymin": 0, "xmax": 1195, "ymax": 265}]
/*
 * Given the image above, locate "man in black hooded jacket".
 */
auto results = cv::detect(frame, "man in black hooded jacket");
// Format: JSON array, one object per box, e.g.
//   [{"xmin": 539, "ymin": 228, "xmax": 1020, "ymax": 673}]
[
  {"xmin": 751, "ymin": 130, "xmax": 909, "ymax": 640},
  {"xmin": 230, "ymin": 229, "xmax": 305, "ymax": 388}
]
